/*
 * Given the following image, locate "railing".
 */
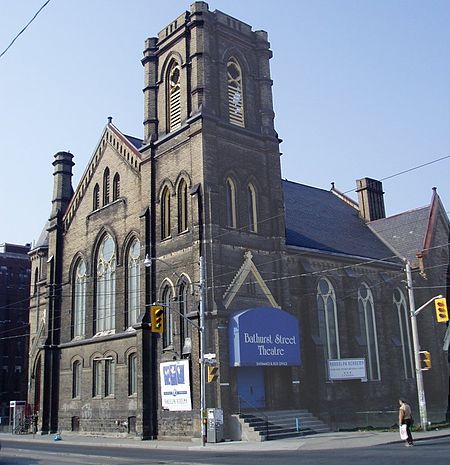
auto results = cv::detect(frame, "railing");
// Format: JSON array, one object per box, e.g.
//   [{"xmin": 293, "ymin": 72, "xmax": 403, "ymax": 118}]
[{"xmin": 237, "ymin": 396, "xmax": 269, "ymax": 440}]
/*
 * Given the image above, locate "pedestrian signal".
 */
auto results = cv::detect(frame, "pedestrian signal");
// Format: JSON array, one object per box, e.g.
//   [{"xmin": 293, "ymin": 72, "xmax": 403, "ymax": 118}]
[
  {"xmin": 434, "ymin": 298, "xmax": 449, "ymax": 323},
  {"xmin": 207, "ymin": 366, "xmax": 218, "ymax": 383},
  {"xmin": 419, "ymin": 350, "xmax": 431, "ymax": 370},
  {"xmin": 151, "ymin": 305, "xmax": 164, "ymax": 334}
]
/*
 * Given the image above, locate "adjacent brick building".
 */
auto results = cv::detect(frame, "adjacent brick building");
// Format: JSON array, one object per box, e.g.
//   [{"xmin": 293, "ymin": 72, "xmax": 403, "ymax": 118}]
[{"xmin": 0, "ymin": 243, "xmax": 31, "ymax": 426}]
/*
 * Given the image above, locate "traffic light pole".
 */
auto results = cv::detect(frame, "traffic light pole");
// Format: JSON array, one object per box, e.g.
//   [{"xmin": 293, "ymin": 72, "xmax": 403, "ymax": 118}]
[{"xmin": 405, "ymin": 261, "xmax": 443, "ymax": 432}]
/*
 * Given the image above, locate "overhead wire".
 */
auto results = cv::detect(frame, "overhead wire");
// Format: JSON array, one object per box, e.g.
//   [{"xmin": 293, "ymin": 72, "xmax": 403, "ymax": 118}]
[{"xmin": 0, "ymin": 0, "xmax": 51, "ymax": 60}]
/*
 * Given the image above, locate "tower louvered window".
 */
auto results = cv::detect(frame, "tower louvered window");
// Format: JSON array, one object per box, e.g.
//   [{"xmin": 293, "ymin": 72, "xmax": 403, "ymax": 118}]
[
  {"xmin": 227, "ymin": 57, "xmax": 244, "ymax": 127},
  {"xmin": 168, "ymin": 62, "xmax": 181, "ymax": 132}
]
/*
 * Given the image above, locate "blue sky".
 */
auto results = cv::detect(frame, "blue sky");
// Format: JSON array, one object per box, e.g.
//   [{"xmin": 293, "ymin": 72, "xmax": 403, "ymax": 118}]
[{"xmin": 1, "ymin": 0, "xmax": 449, "ymax": 245}]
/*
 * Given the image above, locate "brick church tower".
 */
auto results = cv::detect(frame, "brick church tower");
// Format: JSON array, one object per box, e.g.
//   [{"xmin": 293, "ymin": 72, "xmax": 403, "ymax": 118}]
[{"xmin": 140, "ymin": 1, "xmax": 288, "ymax": 436}]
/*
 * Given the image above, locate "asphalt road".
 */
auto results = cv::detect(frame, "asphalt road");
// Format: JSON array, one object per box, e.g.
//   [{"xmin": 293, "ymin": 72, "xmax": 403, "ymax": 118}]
[{"xmin": 1, "ymin": 437, "xmax": 449, "ymax": 465}]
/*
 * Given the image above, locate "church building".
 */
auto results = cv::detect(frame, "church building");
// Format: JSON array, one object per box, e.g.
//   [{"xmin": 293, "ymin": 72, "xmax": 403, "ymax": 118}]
[{"xmin": 27, "ymin": 2, "xmax": 449, "ymax": 441}]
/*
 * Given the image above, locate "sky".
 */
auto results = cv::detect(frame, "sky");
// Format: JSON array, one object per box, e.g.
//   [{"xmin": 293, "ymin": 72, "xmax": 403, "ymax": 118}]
[{"xmin": 1, "ymin": 0, "xmax": 449, "ymax": 246}]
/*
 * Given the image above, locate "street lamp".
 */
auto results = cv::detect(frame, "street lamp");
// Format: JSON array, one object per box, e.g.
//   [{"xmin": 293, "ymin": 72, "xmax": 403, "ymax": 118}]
[{"xmin": 144, "ymin": 254, "xmax": 207, "ymax": 445}]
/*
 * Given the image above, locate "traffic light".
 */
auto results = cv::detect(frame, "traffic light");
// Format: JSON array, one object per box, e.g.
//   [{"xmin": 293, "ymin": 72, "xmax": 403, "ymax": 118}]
[
  {"xmin": 434, "ymin": 298, "xmax": 449, "ymax": 323},
  {"xmin": 419, "ymin": 350, "xmax": 431, "ymax": 370},
  {"xmin": 150, "ymin": 305, "xmax": 164, "ymax": 334},
  {"xmin": 207, "ymin": 365, "xmax": 218, "ymax": 383}
]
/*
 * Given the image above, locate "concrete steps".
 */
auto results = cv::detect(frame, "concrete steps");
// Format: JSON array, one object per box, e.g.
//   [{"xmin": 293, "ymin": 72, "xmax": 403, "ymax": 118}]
[{"xmin": 239, "ymin": 409, "xmax": 330, "ymax": 441}]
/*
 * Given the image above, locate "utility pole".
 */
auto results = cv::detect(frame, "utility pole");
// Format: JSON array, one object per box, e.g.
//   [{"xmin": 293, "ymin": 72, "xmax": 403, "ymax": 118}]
[
  {"xmin": 199, "ymin": 255, "xmax": 206, "ymax": 446},
  {"xmin": 405, "ymin": 261, "xmax": 443, "ymax": 432}
]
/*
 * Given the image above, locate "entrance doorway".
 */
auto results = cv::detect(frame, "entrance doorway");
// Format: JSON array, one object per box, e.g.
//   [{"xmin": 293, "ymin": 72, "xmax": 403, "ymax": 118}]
[{"xmin": 237, "ymin": 367, "xmax": 265, "ymax": 409}]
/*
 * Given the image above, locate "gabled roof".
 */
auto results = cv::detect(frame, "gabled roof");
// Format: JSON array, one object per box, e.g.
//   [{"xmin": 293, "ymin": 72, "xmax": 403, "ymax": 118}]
[
  {"xmin": 368, "ymin": 207, "xmax": 429, "ymax": 267},
  {"xmin": 369, "ymin": 188, "xmax": 448, "ymax": 268},
  {"xmin": 282, "ymin": 179, "xmax": 398, "ymax": 262},
  {"xmin": 63, "ymin": 122, "xmax": 143, "ymax": 230}
]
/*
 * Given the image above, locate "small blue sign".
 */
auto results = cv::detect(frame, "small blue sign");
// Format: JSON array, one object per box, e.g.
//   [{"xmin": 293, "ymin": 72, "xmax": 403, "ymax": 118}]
[{"xmin": 229, "ymin": 307, "xmax": 301, "ymax": 367}]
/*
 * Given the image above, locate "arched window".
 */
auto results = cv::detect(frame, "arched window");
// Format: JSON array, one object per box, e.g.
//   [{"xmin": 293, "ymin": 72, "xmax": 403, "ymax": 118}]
[
  {"xmin": 161, "ymin": 186, "xmax": 171, "ymax": 239},
  {"xmin": 317, "ymin": 278, "xmax": 340, "ymax": 360},
  {"xmin": 393, "ymin": 288, "xmax": 414, "ymax": 379},
  {"xmin": 96, "ymin": 235, "xmax": 116, "ymax": 333},
  {"xmin": 161, "ymin": 284, "xmax": 173, "ymax": 348},
  {"xmin": 103, "ymin": 168, "xmax": 110, "ymax": 206},
  {"xmin": 113, "ymin": 173, "xmax": 120, "ymax": 201},
  {"xmin": 104, "ymin": 357, "xmax": 115, "ymax": 397},
  {"xmin": 178, "ymin": 278, "xmax": 192, "ymax": 355},
  {"xmin": 168, "ymin": 61, "xmax": 181, "ymax": 132},
  {"xmin": 177, "ymin": 179, "xmax": 188, "ymax": 233},
  {"xmin": 72, "ymin": 360, "xmax": 81, "ymax": 399},
  {"xmin": 128, "ymin": 353, "xmax": 137, "ymax": 396},
  {"xmin": 358, "ymin": 283, "xmax": 380, "ymax": 380},
  {"xmin": 247, "ymin": 183, "xmax": 258, "ymax": 232},
  {"xmin": 73, "ymin": 258, "xmax": 87, "ymax": 338},
  {"xmin": 93, "ymin": 183, "xmax": 100, "ymax": 210},
  {"xmin": 127, "ymin": 238, "xmax": 140, "ymax": 327},
  {"xmin": 226, "ymin": 177, "xmax": 237, "ymax": 228},
  {"xmin": 227, "ymin": 57, "xmax": 244, "ymax": 127},
  {"xmin": 92, "ymin": 359, "xmax": 101, "ymax": 397}
]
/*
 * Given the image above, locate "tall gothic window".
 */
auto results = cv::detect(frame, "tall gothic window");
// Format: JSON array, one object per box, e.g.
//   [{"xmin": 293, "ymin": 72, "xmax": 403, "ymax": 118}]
[
  {"xmin": 128, "ymin": 353, "xmax": 137, "ymax": 396},
  {"xmin": 72, "ymin": 360, "xmax": 81, "ymax": 399},
  {"xmin": 317, "ymin": 278, "xmax": 340, "ymax": 360},
  {"xmin": 227, "ymin": 57, "xmax": 244, "ymax": 127},
  {"xmin": 113, "ymin": 173, "xmax": 120, "ymax": 201},
  {"xmin": 226, "ymin": 177, "xmax": 237, "ymax": 228},
  {"xmin": 161, "ymin": 284, "xmax": 173, "ymax": 348},
  {"xmin": 161, "ymin": 186, "xmax": 171, "ymax": 239},
  {"xmin": 96, "ymin": 235, "xmax": 116, "ymax": 333},
  {"xmin": 103, "ymin": 168, "xmax": 110, "ymax": 206},
  {"xmin": 127, "ymin": 238, "xmax": 140, "ymax": 327},
  {"xmin": 177, "ymin": 179, "xmax": 188, "ymax": 233},
  {"xmin": 92, "ymin": 359, "xmax": 102, "ymax": 397},
  {"xmin": 393, "ymin": 288, "xmax": 414, "ymax": 379},
  {"xmin": 178, "ymin": 278, "xmax": 192, "ymax": 355},
  {"xmin": 168, "ymin": 61, "xmax": 181, "ymax": 132},
  {"xmin": 73, "ymin": 258, "xmax": 87, "ymax": 338},
  {"xmin": 104, "ymin": 358, "xmax": 115, "ymax": 397},
  {"xmin": 247, "ymin": 183, "xmax": 258, "ymax": 232},
  {"xmin": 93, "ymin": 183, "xmax": 100, "ymax": 210},
  {"xmin": 358, "ymin": 283, "xmax": 380, "ymax": 380}
]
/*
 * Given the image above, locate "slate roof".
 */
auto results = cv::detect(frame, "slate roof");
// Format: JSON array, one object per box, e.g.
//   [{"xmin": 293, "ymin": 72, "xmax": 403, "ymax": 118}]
[
  {"xmin": 33, "ymin": 221, "xmax": 49, "ymax": 250},
  {"xmin": 282, "ymin": 179, "xmax": 398, "ymax": 262},
  {"xmin": 124, "ymin": 134, "xmax": 143, "ymax": 150},
  {"xmin": 369, "ymin": 207, "xmax": 430, "ymax": 267}
]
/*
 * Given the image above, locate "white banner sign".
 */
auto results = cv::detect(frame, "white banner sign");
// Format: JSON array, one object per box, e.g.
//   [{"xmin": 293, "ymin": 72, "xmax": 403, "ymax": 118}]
[
  {"xmin": 160, "ymin": 360, "xmax": 192, "ymax": 411},
  {"xmin": 328, "ymin": 358, "xmax": 367, "ymax": 381}
]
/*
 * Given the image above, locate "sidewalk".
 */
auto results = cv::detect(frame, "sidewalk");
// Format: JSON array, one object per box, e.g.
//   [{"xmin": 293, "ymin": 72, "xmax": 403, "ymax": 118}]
[{"xmin": 1, "ymin": 428, "xmax": 449, "ymax": 452}]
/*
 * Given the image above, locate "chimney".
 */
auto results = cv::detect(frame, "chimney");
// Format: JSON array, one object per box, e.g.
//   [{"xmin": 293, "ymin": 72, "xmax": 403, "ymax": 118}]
[
  {"xmin": 356, "ymin": 177, "xmax": 386, "ymax": 222},
  {"xmin": 51, "ymin": 151, "xmax": 74, "ymax": 218}
]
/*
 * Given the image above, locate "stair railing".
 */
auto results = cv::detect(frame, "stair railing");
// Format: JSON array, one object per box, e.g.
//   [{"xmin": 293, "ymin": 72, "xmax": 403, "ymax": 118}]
[{"xmin": 238, "ymin": 395, "xmax": 269, "ymax": 440}]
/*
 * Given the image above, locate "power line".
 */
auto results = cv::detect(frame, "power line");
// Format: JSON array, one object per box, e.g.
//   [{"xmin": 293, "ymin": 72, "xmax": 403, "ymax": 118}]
[
  {"xmin": 0, "ymin": 0, "xmax": 51, "ymax": 60},
  {"xmin": 341, "ymin": 154, "xmax": 450, "ymax": 195}
]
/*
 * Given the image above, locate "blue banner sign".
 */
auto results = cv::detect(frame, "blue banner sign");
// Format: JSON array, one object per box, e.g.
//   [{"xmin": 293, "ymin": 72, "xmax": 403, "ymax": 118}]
[{"xmin": 229, "ymin": 307, "xmax": 301, "ymax": 367}]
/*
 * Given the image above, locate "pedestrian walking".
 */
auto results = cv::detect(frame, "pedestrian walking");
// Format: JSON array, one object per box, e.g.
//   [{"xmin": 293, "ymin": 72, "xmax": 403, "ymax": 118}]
[{"xmin": 399, "ymin": 399, "xmax": 414, "ymax": 446}]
